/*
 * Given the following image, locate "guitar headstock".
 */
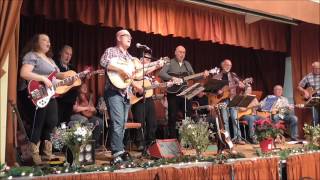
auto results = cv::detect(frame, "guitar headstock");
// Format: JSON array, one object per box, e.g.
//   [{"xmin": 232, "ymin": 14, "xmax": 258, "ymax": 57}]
[
  {"xmin": 159, "ymin": 57, "xmax": 170, "ymax": 64},
  {"xmin": 209, "ymin": 67, "xmax": 220, "ymax": 75},
  {"xmin": 243, "ymin": 77, "xmax": 253, "ymax": 85}
]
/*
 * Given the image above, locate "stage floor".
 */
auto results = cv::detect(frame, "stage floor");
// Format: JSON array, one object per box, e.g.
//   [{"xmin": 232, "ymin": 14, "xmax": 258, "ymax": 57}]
[{"xmin": 59, "ymin": 141, "xmax": 304, "ymax": 166}]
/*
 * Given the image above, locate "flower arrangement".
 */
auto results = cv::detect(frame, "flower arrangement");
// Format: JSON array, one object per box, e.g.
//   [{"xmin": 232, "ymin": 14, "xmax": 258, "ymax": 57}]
[
  {"xmin": 303, "ymin": 124, "xmax": 320, "ymax": 146},
  {"xmin": 51, "ymin": 122, "xmax": 93, "ymax": 168},
  {"xmin": 179, "ymin": 117, "xmax": 212, "ymax": 157},
  {"xmin": 254, "ymin": 119, "xmax": 284, "ymax": 142}
]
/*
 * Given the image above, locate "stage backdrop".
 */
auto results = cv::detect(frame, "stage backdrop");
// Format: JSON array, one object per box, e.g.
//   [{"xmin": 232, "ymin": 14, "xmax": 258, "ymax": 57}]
[{"xmin": 19, "ymin": 15, "xmax": 286, "ymax": 101}]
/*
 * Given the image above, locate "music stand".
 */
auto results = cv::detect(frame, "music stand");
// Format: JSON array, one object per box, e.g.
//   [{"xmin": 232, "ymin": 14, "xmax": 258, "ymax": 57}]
[
  {"xmin": 228, "ymin": 95, "xmax": 256, "ymax": 142},
  {"xmin": 203, "ymin": 79, "xmax": 229, "ymax": 93},
  {"xmin": 177, "ymin": 83, "xmax": 205, "ymax": 119},
  {"xmin": 305, "ymin": 97, "xmax": 320, "ymax": 126}
]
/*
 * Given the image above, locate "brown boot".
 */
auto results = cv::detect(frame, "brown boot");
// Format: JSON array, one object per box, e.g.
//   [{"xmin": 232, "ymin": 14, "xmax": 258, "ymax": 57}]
[
  {"xmin": 42, "ymin": 140, "xmax": 53, "ymax": 161},
  {"xmin": 30, "ymin": 142, "xmax": 43, "ymax": 165}
]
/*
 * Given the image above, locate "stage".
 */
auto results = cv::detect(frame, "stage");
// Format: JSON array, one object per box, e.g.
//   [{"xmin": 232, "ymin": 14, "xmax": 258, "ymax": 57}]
[{"xmin": 4, "ymin": 142, "xmax": 320, "ymax": 180}]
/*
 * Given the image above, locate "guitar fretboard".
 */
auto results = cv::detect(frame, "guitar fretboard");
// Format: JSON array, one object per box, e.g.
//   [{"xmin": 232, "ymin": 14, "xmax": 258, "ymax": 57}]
[{"xmin": 53, "ymin": 71, "xmax": 87, "ymax": 89}]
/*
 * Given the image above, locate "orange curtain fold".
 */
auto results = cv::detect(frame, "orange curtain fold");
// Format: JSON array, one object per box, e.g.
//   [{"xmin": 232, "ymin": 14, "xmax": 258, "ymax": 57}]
[
  {"xmin": 233, "ymin": 158, "xmax": 280, "ymax": 180},
  {"xmin": 21, "ymin": 0, "xmax": 288, "ymax": 52},
  {"xmin": 291, "ymin": 22, "xmax": 320, "ymax": 104},
  {"xmin": 0, "ymin": 0, "xmax": 23, "ymax": 165},
  {"xmin": 36, "ymin": 164, "xmax": 232, "ymax": 180},
  {"xmin": 287, "ymin": 153, "xmax": 320, "ymax": 180}
]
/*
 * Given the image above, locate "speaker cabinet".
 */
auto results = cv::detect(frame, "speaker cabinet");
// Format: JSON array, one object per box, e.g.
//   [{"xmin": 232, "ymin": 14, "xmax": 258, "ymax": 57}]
[{"xmin": 147, "ymin": 139, "xmax": 182, "ymax": 159}]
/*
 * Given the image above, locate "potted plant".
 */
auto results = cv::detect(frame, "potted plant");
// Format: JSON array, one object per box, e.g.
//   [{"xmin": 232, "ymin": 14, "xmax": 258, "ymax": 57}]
[
  {"xmin": 303, "ymin": 124, "xmax": 320, "ymax": 147},
  {"xmin": 179, "ymin": 117, "xmax": 211, "ymax": 157},
  {"xmin": 254, "ymin": 119, "xmax": 284, "ymax": 152}
]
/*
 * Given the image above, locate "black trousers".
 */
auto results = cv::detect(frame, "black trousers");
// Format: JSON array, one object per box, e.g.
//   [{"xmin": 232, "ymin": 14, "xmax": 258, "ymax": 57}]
[
  {"xmin": 167, "ymin": 93, "xmax": 192, "ymax": 138},
  {"xmin": 131, "ymin": 98, "xmax": 157, "ymax": 146},
  {"xmin": 57, "ymin": 100, "xmax": 74, "ymax": 125},
  {"xmin": 30, "ymin": 99, "xmax": 58, "ymax": 143}
]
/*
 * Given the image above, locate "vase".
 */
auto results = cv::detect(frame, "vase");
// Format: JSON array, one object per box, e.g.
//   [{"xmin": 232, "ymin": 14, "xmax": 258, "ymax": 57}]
[
  {"xmin": 259, "ymin": 138, "xmax": 273, "ymax": 152},
  {"xmin": 68, "ymin": 145, "xmax": 81, "ymax": 169}
]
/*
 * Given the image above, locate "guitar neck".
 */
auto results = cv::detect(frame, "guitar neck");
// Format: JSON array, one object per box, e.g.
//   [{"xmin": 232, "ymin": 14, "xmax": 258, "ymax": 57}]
[
  {"xmin": 145, "ymin": 82, "xmax": 168, "ymax": 90},
  {"xmin": 54, "ymin": 71, "xmax": 87, "ymax": 88},
  {"xmin": 184, "ymin": 72, "xmax": 204, "ymax": 81},
  {"xmin": 194, "ymin": 105, "xmax": 211, "ymax": 110}
]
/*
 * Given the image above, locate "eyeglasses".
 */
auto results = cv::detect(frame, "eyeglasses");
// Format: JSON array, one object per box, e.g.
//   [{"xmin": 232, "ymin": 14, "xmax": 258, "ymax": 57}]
[{"xmin": 120, "ymin": 34, "xmax": 132, "ymax": 39}]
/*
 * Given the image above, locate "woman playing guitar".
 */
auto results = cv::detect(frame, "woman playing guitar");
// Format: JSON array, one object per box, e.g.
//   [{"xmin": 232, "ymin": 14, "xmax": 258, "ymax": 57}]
[
  {"xmin": 20, "ymin": 34, "xmax": 62, "ymax": 165},
  {"xmin": 69, "ymin": 83, "xmax": 103, "ymax": 148}
]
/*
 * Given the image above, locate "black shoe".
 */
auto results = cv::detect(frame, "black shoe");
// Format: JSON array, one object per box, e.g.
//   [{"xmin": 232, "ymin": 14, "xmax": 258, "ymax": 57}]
[
  {"xmin": 121, "ymin": 152, "xmax": 132, "ymax": 162},
  {"xmin": 110, "ymin": 155, "xmax": 124, "ymax": 166}
]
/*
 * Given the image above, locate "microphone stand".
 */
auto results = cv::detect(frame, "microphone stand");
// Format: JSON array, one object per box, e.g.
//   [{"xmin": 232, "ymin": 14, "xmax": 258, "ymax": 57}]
[{"xmin": 141, "ymin": 49, "xmax": 147, "ymax": 155}]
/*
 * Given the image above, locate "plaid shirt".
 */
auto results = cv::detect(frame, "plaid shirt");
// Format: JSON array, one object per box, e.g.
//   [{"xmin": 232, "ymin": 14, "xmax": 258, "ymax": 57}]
[
  {"xmin": 100, "ymin": 46, "xmax": 133, "ymax": 97},
  {"xmin": 299, "ymin": 73, "xmax": 320, "ymax": 95}
]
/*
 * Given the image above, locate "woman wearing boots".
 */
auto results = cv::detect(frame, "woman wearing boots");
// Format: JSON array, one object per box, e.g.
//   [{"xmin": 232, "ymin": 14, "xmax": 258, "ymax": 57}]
[{"xmin": 20, "ymin": 34, "xmax": 61, "ymax": 165}]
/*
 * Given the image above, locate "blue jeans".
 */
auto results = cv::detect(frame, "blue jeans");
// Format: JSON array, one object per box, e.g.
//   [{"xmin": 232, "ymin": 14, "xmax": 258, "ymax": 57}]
[
  {"xmin": 105, "ymin": 89, "xmax": 131, "ymax": 156},
  {"xmin": 221, "ymin": 106, "xmax": 240, "ymax": 139},
  {"xmin": 272, "ymin": 113, "xmax": 298, "ymax": 139},
  {"xmin": 312, "ymin": 106, "xmax": 319, "ymax": 125},
  {"xmin": 240, "ymin": 115, "xmax": 261, "ymax": 138}
]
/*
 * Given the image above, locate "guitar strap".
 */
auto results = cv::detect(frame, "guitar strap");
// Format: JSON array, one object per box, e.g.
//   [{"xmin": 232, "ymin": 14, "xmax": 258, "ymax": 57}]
[{"xmin": 183, "ymin": 61, "xmax": 192, "ymax": 75}]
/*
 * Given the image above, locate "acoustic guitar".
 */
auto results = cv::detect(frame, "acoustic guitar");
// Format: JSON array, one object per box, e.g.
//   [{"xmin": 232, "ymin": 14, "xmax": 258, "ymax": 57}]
[
  {"xmin": 213, "ymin": 103, "xmax": 234, "ymax": 152},
  {"xmin": 55, "ymin": 69, "xmax": 105, "ymax": 95},
  {"xmin": 209, "ymin": 77, "xmax": 253, "ymax": 105},
  {"xmin": 107, "ymin": 57, "xmax": 170, "ymax": 89},
  {"xmin": 166, "ymin": 67, "xmax": 220, "ymax": 94},
  {"xmin": 296, "ymin": 87, "xmax": 320, "ymax": 104},
  {"xmin": 129, "ymin": 79, "xmax": 178, "ymax": 105}
]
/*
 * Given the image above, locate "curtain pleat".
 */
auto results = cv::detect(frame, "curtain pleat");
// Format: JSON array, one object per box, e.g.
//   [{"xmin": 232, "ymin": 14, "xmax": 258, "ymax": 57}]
[{"xmin": 21, "ymin": 0, "xmax": 288, "ymax": 52}]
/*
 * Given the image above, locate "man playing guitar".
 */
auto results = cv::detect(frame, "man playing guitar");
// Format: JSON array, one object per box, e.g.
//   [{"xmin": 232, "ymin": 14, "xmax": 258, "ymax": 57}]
[
  {"xmin": 159, "ymin": 45, "xmax": 209, "ymax": 138},
  {"xmin": 261, "ymin": 85, "xmax": 298, "ymax": 141},
  {"xmin": 212, "ymin": 59, "xmax": 246, "ymax": 145},
  {"xmin": 237, "ymin": 86, "xmax": 263, "ymax": 144},
  {"xmin": 100, "ymin": 29, "xmax": 143, "ymax": 165},
  {"xmin": 56, "ymin": 45, "xmax": 78, "ymax": 125},
  {"xmin": 131, "ymin": 53, "xmax": 164, "ymax": 152},
  {"xmin": 297, "ymin": 61, "xmax": 320, "ymax": 125}
]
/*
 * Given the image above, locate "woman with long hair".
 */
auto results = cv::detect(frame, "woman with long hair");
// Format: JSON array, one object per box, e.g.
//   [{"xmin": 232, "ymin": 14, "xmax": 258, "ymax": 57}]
[{"xmin": 20, "ymin": 34, "xmax": 60, "ymax": 165}]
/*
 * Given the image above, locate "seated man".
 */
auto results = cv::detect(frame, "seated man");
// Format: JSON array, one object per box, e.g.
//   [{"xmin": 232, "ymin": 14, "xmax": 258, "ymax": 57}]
[
  {"xmin": 69, "ymin": 83, "xmax": 104, "ymax": 148},
  {"xmin": 238, "ymin": 86, "xmax": 263, "ymax": 144},
  {"xmin": 260, "ymin": 85, "xmax": 298, "ymax": 141}
]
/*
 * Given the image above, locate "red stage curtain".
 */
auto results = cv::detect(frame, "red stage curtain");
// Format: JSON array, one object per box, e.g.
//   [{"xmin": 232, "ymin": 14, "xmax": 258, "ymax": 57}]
[
  {"xmin": 287, "ymin": 152, "xmax": 320, "ymax": 180},
  {"xmin": 19, "ymin": 16, "xmax": 286, "ymax": 101},
  {"xmin": 291, "ymin": 22, "xmax": 320, "ymax": 104},
  {"xmin": 233, "ymin": 158, "xmax": 279, "ymax": 180},
  {"xmin": 34, "ymin": 158, "xmax": 281, "ymax": 179},
  {"xmin": 21, "ymin": 0, "xmax": 289, "ymax": 52},
  {"xmin": 0, "ymin": 0, "xmax": 23, "ymax": 165}
]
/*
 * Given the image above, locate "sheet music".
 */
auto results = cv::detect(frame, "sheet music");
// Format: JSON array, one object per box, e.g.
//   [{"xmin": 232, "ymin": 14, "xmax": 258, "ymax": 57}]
[{"xmin": 261, "ymin": 96, "xmax": 278, "ymax": 111}]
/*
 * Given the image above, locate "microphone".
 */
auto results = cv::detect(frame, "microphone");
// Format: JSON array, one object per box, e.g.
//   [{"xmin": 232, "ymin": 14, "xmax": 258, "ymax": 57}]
[{"xmin": 136, "ymin": 43, "xmax": 151, "ymax": 51}]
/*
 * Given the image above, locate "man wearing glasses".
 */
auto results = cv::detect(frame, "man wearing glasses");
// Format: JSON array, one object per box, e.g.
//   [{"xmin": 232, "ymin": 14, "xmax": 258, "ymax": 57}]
[{"xmin": 100, "ymin": 29, "xmax": 143, "ymax": 165}]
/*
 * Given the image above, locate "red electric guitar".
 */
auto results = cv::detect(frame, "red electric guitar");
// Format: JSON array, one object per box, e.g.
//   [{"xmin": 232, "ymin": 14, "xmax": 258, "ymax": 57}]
[{"xmin": 28, "ymin": 68, "xmax": 104, "ymax": 108}]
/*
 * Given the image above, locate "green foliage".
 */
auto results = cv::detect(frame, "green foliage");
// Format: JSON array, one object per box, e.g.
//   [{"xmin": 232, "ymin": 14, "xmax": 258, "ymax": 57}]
[
  {"xmin": 179, "ymin": 117, "xmax": 211, "ymax": 156},
  {"xmin": 303, "ymin": 124, "xmax": 320, "ymax": 146}
]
